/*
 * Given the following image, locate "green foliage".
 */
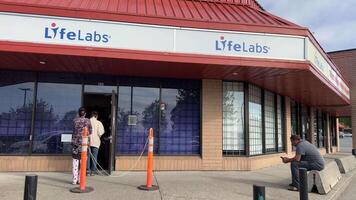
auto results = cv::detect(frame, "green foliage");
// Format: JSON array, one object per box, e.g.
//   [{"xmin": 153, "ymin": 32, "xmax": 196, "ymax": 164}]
[{"xmin": 339, "ymin": 117, "xmax": 351, "ymax": 128}]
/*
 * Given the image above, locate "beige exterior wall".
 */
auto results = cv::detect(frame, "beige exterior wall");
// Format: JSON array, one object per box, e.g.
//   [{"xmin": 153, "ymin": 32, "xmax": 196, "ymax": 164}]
[
  {"xmin": 284, "ymin": 97, "xmax": 292, "ymax": 154},
  {"xmin": 336, "ymin": 118, "xmax": 340, "ymax": 152},
  {"xmin": 201, "ymin": 79, "xmax": 223, "ymax": 170},
  {"xmin": 0, "ymin": 156, "xmax": 71, "ymax": 171}
]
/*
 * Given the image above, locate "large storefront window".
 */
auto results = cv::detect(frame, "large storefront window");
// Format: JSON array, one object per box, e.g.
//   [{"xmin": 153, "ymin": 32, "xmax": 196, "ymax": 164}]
[
  {"xmin": 160, "ymin": 88, "xmax": 200, "ymax": 155},
  {"xmin": 264, "ymin": 91, "xmax": 275, "ymax": 153},
  {"xmin": 33, "ymin": 73, "xmax": 82, "ymax": 154},
  {"xmin": 223, "ymin": 82, "xmax": 286, "ymax": 156},
  {"xmin": 0, "ymin": 71, "xmax": 35, "ymax": 154},
  {"xmin": 249, "ymin": 85, "xmax": 262, "ymax": 155},
  {"xmin": 33, "ymin": 83, "xmax": 81, "ymax": 154},
  {"xmin": 117, "ymin": 80, "xmax": 201, "ymax": 155},
  {"xmin": 223, "ymin": 82, "xmax": 244, "ymax": 155}
]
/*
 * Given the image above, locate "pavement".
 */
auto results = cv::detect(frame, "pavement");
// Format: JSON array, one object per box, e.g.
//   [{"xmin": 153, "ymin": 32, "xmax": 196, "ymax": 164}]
[{"xmin": 1, "ymin": 158, "xmax": 356, "ymax": 200}]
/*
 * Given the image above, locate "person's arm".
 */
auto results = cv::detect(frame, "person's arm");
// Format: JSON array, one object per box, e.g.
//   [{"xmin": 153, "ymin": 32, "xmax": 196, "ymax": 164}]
[
  {"xmin": 98, "ymin": 121, "xmax": 105, "ymax": 137},
  {"xmin": 281, "ymin": 154, "xmax": 301, "ymax": 163}
]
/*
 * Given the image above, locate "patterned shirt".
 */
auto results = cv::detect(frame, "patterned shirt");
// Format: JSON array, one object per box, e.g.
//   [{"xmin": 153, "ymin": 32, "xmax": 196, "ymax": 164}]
[{"xmin": 72, "ymin": 116, "xmax": 92, "ymax": 159}]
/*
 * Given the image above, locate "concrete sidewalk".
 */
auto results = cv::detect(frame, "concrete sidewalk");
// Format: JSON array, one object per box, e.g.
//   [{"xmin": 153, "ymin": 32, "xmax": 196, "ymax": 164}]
[{"xmin": 0, "ymin": 163, "xmax": 355, "ymax": 200}]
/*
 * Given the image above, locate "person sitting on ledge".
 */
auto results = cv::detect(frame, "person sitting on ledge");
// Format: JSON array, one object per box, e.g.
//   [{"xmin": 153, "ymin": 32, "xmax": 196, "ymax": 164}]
[{"xmin": 281, "ymin": 135, "xmax": 325, "ymax": 191}]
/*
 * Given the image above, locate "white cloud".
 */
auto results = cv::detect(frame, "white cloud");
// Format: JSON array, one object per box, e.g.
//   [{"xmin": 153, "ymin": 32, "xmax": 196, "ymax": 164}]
[{"xmin": 257, "ymin": 0, "xmax": 356, "ymax": 51}]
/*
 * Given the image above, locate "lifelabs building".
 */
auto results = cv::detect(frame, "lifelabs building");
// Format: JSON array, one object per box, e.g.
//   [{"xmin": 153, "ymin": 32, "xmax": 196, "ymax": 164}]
[{"xmin": 0, "ymin": 0, "xmax": 350, "ymax": 172}]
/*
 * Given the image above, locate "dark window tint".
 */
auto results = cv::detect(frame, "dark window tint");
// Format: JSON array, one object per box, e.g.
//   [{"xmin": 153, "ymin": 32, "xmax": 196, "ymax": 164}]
[
  {"xmin": 117, "ymin": 87, "xmax": 160, "ymax": 154},
  {"xmin": 160, "ymin": 88, "xmax": 200, "ymax": 155},
  {"xmin": 0, "ymin": 71, "xmax": 35, "ymax": 154},
  {"xmin": 33, "ymin": 83, "xmax": 81, "ymax": 154},
  {"xmin": 117, "ymin": 80, "xmax": 201, "ymax": 155}
]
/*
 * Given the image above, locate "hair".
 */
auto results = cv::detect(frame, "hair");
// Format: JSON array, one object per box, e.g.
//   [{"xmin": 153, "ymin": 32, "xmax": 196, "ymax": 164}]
[
  {"xmin": 78, "ymin": 107, "xmax": 86, "ymax": 117},
  {"xmin": 290, "ymin": 135, "xmax": 301, "ymax": 141},
  {"xmin": 91, "ymin": 111, "xmax": 98, "ymax": 118}
]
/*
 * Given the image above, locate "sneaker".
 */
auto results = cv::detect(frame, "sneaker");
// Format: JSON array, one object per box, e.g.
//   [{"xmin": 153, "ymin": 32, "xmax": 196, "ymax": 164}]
[{"xmin": 287, "ymin": 186, "xmax": 299, "ymax": 191}]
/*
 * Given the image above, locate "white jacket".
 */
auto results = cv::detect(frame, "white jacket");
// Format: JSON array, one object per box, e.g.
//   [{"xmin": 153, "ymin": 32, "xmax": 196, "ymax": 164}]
[{"xmin": 89, "ymin": 117, "xmax": 105, "ymax": 148}]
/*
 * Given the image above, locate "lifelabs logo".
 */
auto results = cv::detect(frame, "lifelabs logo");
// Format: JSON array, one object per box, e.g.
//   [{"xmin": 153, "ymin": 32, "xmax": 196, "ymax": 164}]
[
  {"xmin": 215, "ymin": 36, "xmax": 270, "ymax": 54},
  {"xmin": 44, "ymin": 22, "xmax": 110, "ymax": 43}
]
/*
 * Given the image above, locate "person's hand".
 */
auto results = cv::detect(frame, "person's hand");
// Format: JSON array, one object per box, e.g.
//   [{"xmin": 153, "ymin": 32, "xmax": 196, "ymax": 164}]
[{"xmin": 281, "ymin": 156, "xmax": 288, "ymax": 163}]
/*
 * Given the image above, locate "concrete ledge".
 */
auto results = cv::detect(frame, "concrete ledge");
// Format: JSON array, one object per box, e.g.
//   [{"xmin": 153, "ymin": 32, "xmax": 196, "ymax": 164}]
[
  {"xmin": 308, "ymin": 161, "xmax": 342, "ymax": 194},
  {"xmin": 325, "ymin": 154, "xmax": 356, "ymax": 174}
]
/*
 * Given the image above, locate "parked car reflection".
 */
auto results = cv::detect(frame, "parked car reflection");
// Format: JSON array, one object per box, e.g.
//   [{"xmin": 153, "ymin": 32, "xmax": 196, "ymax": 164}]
[{"xmin": 9, "ymin": 131, "xmax": 72, "ymax": 153}]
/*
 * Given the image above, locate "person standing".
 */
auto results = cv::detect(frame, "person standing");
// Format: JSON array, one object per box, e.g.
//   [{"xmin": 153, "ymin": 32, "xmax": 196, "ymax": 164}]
[
  {"xmin": 72, "ymin": 107, "xmax": 92, "ymax": 184},
  {"xmin": 87, "ymin": 111, "xmax": 105, "ymax": 176},
  {"xmin": 281, "ymin": 135, "xmax": 325, "ymax": 191}
]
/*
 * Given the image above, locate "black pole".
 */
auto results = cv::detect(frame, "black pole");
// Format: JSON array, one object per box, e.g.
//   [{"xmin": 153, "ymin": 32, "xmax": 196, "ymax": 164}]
[
  {"xmin": 299, "ymin": 168, "xmax": 308, "ymax": 200},
  {"xmin": 24, "ymin": 175, "xmax": 38, "ymax": 200},
  {"xmin": 253, "ymin": 185, "xmax": 265, "ymax": 200}
]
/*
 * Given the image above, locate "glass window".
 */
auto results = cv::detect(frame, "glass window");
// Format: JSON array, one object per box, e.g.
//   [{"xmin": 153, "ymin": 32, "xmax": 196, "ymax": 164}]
[
  {"xmin": 277, "ymin": 95, "xmax": 284, "ymax": 151},
  {"xmin": 117, "ymin": 79, "xmax": 201, "ymax": 155},
  {"xmin": 33, "ymin": 83, "xmax": 81, "ymax": 154},
  {"xmin": 264, "ymin": 91, "xmax": 275, "ymax": 153},
  {"xmin": 330, "ymin": 116, "xmax": 337, "ymax": 146},
  {"xmin": 301, "ymin": 105, "xmax": 310, "ymax": 141},
  {"xmin": 160, "ymin": 88, "xmax": 200, "ymax": 155},
  {"xmin": 223, "ymin": 82, "xmax": 245, "ymax": 155},
  {"xmin": 291, "ymin": 100, "xmax": 298, "ymax": 136},
  {"xmin": 317, "ymin": 111, "xmax": 325, "ymax": 147},
  {"xmin": 0, "ymin": 71, "xmax": 35, "ymax": 154},
  {"xmin": 249, "ymin": 85, "xmax": 262, "ymax": 155},
  {"xmin": 117, "ymin": 87, "xmax": 160, "ymax": 154}
]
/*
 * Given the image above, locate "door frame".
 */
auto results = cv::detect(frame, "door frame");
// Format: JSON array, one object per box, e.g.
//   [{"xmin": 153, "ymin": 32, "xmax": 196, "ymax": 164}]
[{"xmin": 82, "ymin": 85, "xmax": 118, "ymax": 174}]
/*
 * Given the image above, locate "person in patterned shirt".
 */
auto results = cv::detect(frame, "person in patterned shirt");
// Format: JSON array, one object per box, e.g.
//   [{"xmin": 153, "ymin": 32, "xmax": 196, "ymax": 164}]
[{"xmin": 71, "ymin": 107, "xmax": 92, "ymax": 185}]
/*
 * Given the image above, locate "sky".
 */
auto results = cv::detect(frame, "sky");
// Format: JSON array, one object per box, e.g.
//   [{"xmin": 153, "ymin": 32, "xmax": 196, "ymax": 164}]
[{"xmin": 257, "ymin": 0, "xmax": 356, "ymax": 52}]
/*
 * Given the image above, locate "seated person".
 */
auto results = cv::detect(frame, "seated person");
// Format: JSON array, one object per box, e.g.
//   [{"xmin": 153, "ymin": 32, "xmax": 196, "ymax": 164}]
[{"xmin": 281, "ymin": 135, "xmax": 325, "ymax": 191}]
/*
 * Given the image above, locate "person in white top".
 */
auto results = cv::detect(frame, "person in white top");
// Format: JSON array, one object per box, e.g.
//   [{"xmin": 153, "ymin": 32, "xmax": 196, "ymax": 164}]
[{"xmin": 87, "ymin": 111, "xmax": 105, "ymax": 176}]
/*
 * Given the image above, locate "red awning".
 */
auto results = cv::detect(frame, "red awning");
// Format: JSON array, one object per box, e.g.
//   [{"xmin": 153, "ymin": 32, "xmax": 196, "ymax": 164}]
[{"xmin": 0, "ymin": 0, "xmax": 306, "ymax": 35}]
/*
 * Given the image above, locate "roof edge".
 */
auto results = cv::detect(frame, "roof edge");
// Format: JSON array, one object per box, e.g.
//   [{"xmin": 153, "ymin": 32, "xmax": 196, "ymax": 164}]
[{"xmin": 328, "ymin": 48, "xmax": 356, "ymax": 54}]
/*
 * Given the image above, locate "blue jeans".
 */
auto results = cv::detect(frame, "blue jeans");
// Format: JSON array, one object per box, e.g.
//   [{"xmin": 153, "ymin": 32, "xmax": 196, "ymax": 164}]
[
  {"xmin": 291, "ymin": 161, "xmax": 323, "ymax": 188},
  {"xmin": 87, "ymin": 146, "xmax": 99, "ymax": 173}
]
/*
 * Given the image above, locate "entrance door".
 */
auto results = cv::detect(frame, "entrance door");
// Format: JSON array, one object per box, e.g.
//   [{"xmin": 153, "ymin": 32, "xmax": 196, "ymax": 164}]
[{"xmin": 83, "ymin": 86, "xmax": 117, "ymax": 174}]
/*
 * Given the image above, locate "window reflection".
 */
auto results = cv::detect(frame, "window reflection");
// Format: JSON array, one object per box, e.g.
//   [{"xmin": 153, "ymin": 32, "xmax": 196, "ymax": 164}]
[
  {"xmin": 223, "ymin": 82, "xmax": 244, "ymax": 155},
  {"xmin": 33, "ymin": 83, "xmax": 81, "ymax": 154},
  {"xmin": 160, "ymin": 88, "xmax": 200, "ymax": 155},
  {"xmin": 117, "ymin": 87, "xmax": 160, "ymax": 154},
  {"xmin": 264, "ymin": 91, "xmax": 275, "ymax": 152},
  {"xmin": 277, "ymin": 95, "xmax": 283, "ymax": 151},
  {"xmin": 0, "ymin": 71, "xmax": 35, "ymax": 153},
  {"xmin": 249, "ymin": 85, "xmax": 262, "ymax": 155},
  {"xmin": 117, "ymin": 82, "xmax": 201, "ymax": 155}
]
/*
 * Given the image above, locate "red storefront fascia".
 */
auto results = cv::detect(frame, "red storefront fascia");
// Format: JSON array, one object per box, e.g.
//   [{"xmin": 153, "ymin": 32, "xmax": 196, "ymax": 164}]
[{"xmin": 0, "ymin": 0, "xmax": 350, "ymax": 116}]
